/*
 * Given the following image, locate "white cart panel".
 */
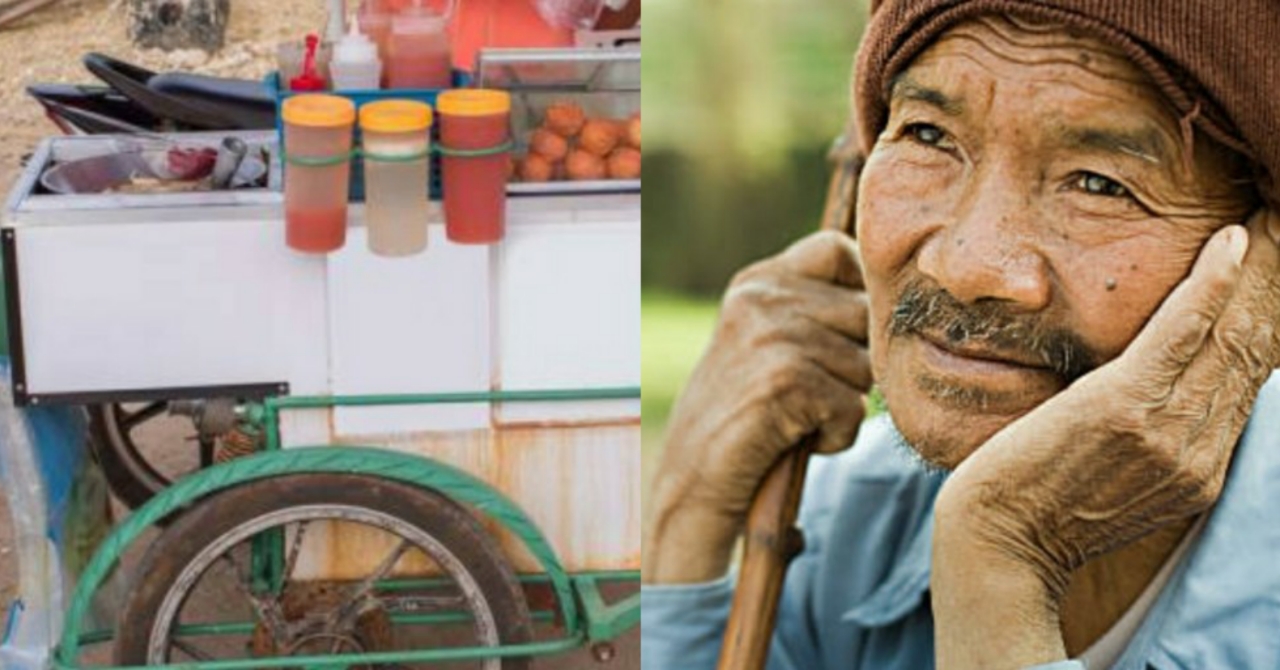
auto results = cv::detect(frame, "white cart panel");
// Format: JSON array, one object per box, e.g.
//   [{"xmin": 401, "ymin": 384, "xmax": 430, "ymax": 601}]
[
  {"xmin": 496, "ymin": 216, "xmax": 640, "ymax": 424},
  {"xmin": 328, "ymin": 223, "xmax": 492, "ymax": 436},
  {"xmin": 11, "ymin": 217, "xmax": 329, "ymax": 398}
]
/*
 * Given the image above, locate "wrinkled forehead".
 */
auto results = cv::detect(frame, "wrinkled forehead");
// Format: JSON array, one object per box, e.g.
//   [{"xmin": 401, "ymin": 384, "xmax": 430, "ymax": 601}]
[{"xmin": 889, "ymin": 15, "xmax": 1175, "ymax": 124}]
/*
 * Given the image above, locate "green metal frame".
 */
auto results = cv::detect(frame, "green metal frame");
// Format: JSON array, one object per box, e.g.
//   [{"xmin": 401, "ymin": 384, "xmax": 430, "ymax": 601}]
[{"xmin": 55, "ymin": 386, "xmax": 641, "ymax": 669}]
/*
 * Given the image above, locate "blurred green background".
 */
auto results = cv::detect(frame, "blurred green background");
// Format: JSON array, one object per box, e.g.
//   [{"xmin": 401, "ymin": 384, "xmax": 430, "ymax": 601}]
[{"xmin": 641, "ymin": 0, "xmax": 869, "ymax": 523}]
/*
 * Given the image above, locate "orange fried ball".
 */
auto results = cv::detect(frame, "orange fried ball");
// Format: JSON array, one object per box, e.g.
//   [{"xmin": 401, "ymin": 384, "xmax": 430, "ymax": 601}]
[
  {"xmin": 565, "ymin": 150, "xmax": 606, "ymax": 181},
  {"xmin": 543, "ymin": 101, "xmax": 586, "ymax": 137},
  {"xmin": 607, "ymin": 147, "xmax": 641, "ymax": 180},
  {"xmin": 578, "ymin": 119, "xmax": 620, "ymax": 157},
  {"xmin": 518, "ymin": 154, "xmax": 555, "ymax": 182},
  {"xmin": 626, "ymin": 114, "xmax": 641, "ymax": 149},
  {"xmin": 529, "ymin": 128, "xmax": 569, "ymax": 162}
]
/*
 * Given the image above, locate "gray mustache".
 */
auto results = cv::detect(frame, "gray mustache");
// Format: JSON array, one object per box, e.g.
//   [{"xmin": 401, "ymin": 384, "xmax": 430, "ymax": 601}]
[{"xmin": 888, "ymin": 279, "xmax": 1099, "ymax": 383}]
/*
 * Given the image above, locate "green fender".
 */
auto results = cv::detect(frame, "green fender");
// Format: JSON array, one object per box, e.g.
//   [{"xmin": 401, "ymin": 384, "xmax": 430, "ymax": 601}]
[{"xmin": 56, "ymin": 446, "xmax": 578, "ymax": 665}]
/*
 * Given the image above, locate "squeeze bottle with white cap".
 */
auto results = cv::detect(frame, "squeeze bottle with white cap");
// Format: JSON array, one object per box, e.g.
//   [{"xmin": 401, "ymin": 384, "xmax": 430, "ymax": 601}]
[{"xmin": 330, "ymin": 23, "xmax": 382, "ymax": 90}]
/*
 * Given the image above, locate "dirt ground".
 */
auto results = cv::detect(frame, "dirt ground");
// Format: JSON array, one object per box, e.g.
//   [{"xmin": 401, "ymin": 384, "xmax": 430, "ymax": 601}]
[{"xmin": 0, "ymin": 0, "xmax": 328, "ymax": 190}]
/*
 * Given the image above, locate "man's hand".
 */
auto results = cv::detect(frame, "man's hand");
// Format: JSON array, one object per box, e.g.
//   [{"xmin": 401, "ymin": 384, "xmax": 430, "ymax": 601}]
[
  {"xmin": 932, "ymin": 210, "xmax": 1280, "ymax": 669},
  {"xmin": 644, "ymin": 230, "xmax": 873, "ymax": 584}
]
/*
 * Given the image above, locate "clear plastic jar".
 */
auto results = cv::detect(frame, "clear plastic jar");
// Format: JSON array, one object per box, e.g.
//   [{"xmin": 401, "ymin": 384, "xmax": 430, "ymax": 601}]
[
  {"xmin": 386, "ymin": 3, "xmax": 452, "ymax": 89},
  {"xmin": 282, "ymin": 94, "xmax": 356, "ymax": 253},
  {"xmin": 360, "ymin": 100, "xmax": 433, "ymax": 256}
]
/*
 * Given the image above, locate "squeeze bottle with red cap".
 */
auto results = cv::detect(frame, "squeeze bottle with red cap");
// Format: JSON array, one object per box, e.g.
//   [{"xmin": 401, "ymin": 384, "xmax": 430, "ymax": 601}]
[{"xmin": 289, "ymin": 34, "xmax": 328, "ymax": 92}]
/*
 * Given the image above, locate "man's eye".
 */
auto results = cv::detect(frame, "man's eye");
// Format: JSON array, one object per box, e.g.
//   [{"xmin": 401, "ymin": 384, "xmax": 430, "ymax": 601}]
[
  {"xmin": 904, "ymin": 123, "xmax": 949, "ymax": 148},
  {"xmin": 1073, "ymin": 172, "xmax": 1129, "ymax": 198}
]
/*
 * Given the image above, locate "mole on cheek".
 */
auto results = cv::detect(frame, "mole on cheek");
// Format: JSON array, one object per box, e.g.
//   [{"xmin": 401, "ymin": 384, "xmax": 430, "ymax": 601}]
[
  {"xmin": 1105, "ymin": 277, "xmax": 1118, "ymax": 291},
  {"xmin": 956, "ymin": 237, "xmax": 964, "ymax": 247},
  {"xmin": 1129, "ymin": 263, "xmax": 1138, "ymax": 271}
]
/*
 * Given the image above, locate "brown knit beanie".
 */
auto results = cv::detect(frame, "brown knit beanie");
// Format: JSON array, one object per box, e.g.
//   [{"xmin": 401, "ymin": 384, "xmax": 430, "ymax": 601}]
[{"xmin": 852, "ymin": 0, "xmax": 1280, "ymax": 208}]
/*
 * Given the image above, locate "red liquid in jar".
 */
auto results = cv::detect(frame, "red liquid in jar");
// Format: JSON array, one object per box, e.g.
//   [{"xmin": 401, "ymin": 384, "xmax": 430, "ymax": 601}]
[
  {"xmin": 441, "ymin": 112, "xmax": 508, "ymax": 243},
  {"xmin": 286, "ymin": 205, "xmax": 348, "ymax": 252}
]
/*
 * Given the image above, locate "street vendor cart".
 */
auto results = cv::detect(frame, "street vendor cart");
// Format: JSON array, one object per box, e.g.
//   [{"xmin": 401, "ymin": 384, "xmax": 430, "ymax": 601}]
[{"xmin": 0, "ymin": 44, "xmax": 639, "ymax": 670}]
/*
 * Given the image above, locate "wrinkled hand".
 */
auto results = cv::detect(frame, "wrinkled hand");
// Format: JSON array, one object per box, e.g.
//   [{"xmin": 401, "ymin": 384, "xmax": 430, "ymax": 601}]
[
  {"xmin": 644, "ymin": 231, "xmax": 872, "ymax": 583},
  {"xmin": 933, "ymin": 210, "xmax": 1280, "ymax": 668}
]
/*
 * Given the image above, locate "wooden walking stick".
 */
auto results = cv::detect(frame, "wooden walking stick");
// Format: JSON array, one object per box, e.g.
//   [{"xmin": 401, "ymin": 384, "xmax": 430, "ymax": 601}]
[{"xmin": 716, "ymin": 132, "xmax": 863, "ymax": 670}]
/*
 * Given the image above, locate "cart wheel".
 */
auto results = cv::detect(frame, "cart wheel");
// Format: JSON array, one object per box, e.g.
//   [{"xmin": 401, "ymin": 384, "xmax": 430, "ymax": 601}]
[
  {"xmin": 88, "ymin": 402, "xmax": 210, "ymax": 510},
  {"xmin": 114, "ymin": 474, "xmax": 534, "ymax": 669}
]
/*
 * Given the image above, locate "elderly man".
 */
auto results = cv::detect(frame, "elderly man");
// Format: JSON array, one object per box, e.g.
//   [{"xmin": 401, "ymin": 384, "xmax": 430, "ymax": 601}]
[{"xmin": 642, "ymin": 2, "xmax": 1280, "ymax": 669}]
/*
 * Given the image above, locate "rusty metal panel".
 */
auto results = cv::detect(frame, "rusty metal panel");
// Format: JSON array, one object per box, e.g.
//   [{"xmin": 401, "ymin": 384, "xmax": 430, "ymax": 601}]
[
  {"xmin": 493, "ymin": 423, "xmax": 641, "ymax": 572},
  {"xmin": 296, "ymin": 424, "xmax": 640, "ymax": 578}
]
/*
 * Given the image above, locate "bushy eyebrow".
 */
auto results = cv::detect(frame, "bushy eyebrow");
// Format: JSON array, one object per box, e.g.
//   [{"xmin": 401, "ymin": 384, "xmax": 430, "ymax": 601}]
[
  {"xmin": 1059, "ymin": 126, "xmax": 1167, "ymax": 164},
  {"xmin": 889, "ymin": 73, "xmax": 965, "ymax": 116}
]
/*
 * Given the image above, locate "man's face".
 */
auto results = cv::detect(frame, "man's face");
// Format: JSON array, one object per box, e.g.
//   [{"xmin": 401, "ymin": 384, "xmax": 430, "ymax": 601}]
[{"xmin": 857, "ymin": 16, "xmax": 1256, "ymax": 469}]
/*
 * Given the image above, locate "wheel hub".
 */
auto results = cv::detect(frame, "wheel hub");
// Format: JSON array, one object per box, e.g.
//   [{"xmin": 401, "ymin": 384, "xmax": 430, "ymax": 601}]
[{"xmin": 249, "ymin": 581, "xmax": 394, "ymax": 667}]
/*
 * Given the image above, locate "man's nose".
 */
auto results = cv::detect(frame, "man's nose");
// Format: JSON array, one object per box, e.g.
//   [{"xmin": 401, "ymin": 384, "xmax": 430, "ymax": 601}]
[{"xmin": 916, "ymin": 186, "xmax": 1052, "ymax": 309}]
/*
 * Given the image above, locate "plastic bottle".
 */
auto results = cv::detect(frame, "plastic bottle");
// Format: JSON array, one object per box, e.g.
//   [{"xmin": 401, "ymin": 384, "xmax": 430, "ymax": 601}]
[
  {"xmin": 330, "ymin": 23, "xmax": 382, "ymax": 90},
  {"xmin": 438, "ymin": 89, "xmax": 511, "ymax": 244},
  {"xmin": 326, "ymin": 0, "xmax": 347, "ymax": 43},
  {"xmin": 360, "ymin": 100, "xmax": 433, "ymax": 256},
  {"xmin": 387, "ymin": 0, "xmax": 452, "ymax": 89},
  {"xmin": 357, "ymin": 0, "xmax": 393, "ymax": 85}
]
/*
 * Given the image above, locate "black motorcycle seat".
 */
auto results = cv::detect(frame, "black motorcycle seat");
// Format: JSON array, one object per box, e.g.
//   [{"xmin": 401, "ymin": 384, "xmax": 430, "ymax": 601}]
[{"xmin": 149, "ymin": 73, "xmax": 276, "ymax": 129}]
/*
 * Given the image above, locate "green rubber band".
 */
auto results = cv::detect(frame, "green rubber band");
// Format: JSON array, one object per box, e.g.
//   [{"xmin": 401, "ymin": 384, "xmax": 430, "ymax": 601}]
[
  {"xmin": 435, "ymin": 139, "xmax": 514, "ymax": 158},
  {"xmin": 362, "ymin": 147, "xmax": 433, "ymax": 163},
  {"xmin": 283, "ymin": 150, "xmax": 356, "ymax": 167}
]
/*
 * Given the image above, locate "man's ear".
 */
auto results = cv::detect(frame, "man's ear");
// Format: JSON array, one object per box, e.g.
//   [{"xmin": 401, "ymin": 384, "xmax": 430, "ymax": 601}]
[{"xmin": 820, "ymin": 129, "xmax": 864, "ymax": 238}]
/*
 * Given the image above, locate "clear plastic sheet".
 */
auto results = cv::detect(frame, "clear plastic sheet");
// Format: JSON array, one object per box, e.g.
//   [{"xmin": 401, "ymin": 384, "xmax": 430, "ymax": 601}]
[
  {"xmin": 531, "ymin": 0, "xmax": 606, "ymax": 30},
  {"xmin": 0, "ymin": 361, "xmax": 118, "ymax": 669}
]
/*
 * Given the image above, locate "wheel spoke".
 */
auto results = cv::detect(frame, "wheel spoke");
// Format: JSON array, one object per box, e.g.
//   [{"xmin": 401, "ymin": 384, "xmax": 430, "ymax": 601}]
[
  {"xmin": 333, "ymin": 539, "xmax": 415, "ymax": 626},
  {"xmin": 120, "ymin": 401, "xmax": 168, "ymax": 432},
  {"xmin": 170, "ymin": 637, "xmax": 215, "ymax": 661},
  {"xmin": 281, "ymin": 521, "xmax": 311, "ymax": 588},
  {"xmin": 366, "ymin": 539, "xmax": 415, "ymax": 587},
  {"xmin": 218, "ymin": 553, "xmax": 289, "ymax": 641}
]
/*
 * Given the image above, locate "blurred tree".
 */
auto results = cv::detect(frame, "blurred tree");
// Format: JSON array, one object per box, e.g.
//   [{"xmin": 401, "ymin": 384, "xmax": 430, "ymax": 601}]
[{"xmin": 643, "ymin": 0, "xmax": 867, "ymax": 296}]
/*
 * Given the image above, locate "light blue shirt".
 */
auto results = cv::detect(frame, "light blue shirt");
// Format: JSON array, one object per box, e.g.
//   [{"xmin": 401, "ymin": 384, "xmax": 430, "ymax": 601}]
[{"xmin": 641, "ymin": 372, "xmax": 1280, "ymax": 670}]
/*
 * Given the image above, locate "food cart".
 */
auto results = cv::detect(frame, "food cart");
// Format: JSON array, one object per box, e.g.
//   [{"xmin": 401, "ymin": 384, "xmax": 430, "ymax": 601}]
[{"xmin": 0, "ymin": 45, "xmax": 639, "ymax": 670}]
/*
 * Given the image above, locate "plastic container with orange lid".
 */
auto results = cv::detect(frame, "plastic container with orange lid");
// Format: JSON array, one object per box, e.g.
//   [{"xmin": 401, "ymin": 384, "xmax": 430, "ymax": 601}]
[
  {"xmin": 360, "ymin": 100, "xmax": 434, "ymax": 256},
  {"xmin": 282, "ymin": 94, "xmax": 356, "ymax": 253},
  {"xmin": 437, "ymin": 89, "xmax": 511, "ymax": 244}
]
